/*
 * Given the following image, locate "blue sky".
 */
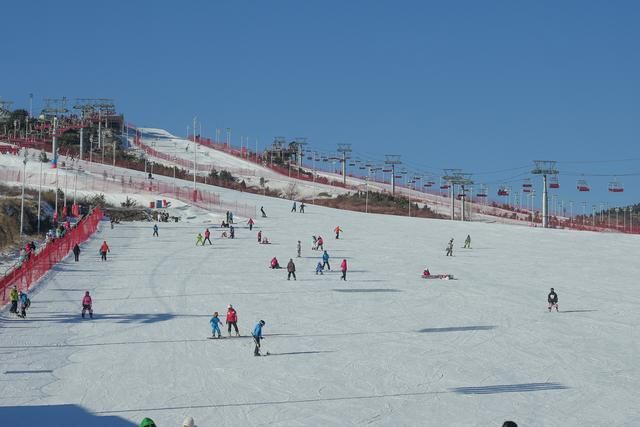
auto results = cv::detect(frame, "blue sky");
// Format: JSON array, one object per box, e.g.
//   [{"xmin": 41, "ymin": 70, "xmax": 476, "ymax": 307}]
[{"xmin": 3, "ymin": 0, "xmax": 639, "ymax": 208}]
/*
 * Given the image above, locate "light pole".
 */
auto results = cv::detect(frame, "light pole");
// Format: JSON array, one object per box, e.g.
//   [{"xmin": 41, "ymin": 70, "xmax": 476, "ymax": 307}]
[
  {"xmin": 37, "ymin": 154, "xmax": 43, "ymax": 234},
  {"xmin": 193, "ymin": 117, "xmax": 198, "ymax": 201},
  {"xmin": 19, "ymin": 149, "xmax": 28, "ymax": 238}
]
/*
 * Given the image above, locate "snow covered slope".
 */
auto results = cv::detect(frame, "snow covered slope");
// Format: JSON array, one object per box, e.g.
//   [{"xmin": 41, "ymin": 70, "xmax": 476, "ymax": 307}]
[{"xmin": 1, "ymin": 180, "xmax": 639, "ymax": 426}]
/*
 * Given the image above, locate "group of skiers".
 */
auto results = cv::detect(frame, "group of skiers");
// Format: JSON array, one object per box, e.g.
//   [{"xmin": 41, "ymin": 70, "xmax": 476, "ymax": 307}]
[
  {"xmin": 445, "ymin": 234, "xmax": 471, "ymax": 256},
  {"xmin": 9, "ymin": 287, "xmax": 30, "ymax": 318},
  {"xmin": 291, "ymin": 201, "xmax": 306, "ymax": 213},
  {"xmin": 207, "ymin": 306, "xmax": 265, "ymax": 356}
]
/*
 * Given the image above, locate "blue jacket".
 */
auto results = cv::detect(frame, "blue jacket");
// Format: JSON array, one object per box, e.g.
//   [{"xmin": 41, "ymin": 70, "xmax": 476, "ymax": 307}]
[
  {"xmin": 19, "ymin": 293, "xmax": 28, "ymax": 305},
  {"xmin": 316, "ymin": 262, "xmax": 324, "ymax": 272},
  {"xmin": 322, "ymin": 252, "xmax": 329, "ymax": 262},
  {"xmin": 153, "ymin": 225, "xmax": 158, "ymax": 231},
  {"xmin": 252, "ymin": 323, "xmax": 263, "ymax": 338},
  {"xmin": 210, "ymin": 316, "xmax": 222, "ymax": 328}
]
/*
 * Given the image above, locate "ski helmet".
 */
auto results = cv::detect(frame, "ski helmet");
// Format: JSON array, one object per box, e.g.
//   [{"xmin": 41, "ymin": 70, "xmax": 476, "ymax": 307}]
[
  {"xmin": 140, "ymin": 418, "xmax": 157, "ymax": 427},
  {"xmin": 260, "ymin": 320, "xmax": 265, "ymax": 326}
]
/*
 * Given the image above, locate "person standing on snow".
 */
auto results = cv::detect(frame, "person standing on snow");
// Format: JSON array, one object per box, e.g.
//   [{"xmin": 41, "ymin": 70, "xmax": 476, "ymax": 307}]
[
  {"xmin": 334, "ymin": 226, "xmax": 343, "ymax": 239},
  {"xmin": 291, "ymin": 201, "xmax": 297, "ymax": 213},
  {"xmin": 548, "ymin": 288, "xmax": 559, "ymax": 312},
  {"xmin": 9, "ymin": 287, "xmax": 19, "ymax": 315},
  {"xmin": 73, "ymin": 243, "xmax": 81, "ymax": 262},
  {"xmin": 100, "ymin": 241, "xmax": 110, "ymax": 261},
  {"xmin": 18, "ymin": 291, "xmax": 30, "ymax": 318},
  {"xmin": 153, "ymin": 224, "xmax": 159, "ymax": 237},
  {"xmin": 247, "ymin": 217, "xmax": 254, "ymax": 231},
  {"xmin": 203, "ymin": 228, "xmax": 212, "ymax": 245},
  {"xmin": 299, "ymin": 203, "xmax": 305, "ymax": 213},
  {"xmin": 260, "ymin": 206, "xmax": 267, "ymax": 218},
  {"xmin": 226, "ymin": 305, "xmax": 240, "ymax": 336},
  {"xmin": 210, "ymin": 312, "xmax": 224, "ymax": 338},
  {"xmin": 340, "ymin": 259, "xmax": 348, "ymax": 280},
  {"xmin": 287, "ymin": 258, "xmax": 297, "ymax": 280},
  {"xmin": 317, "ymin": 236, "xmax": 324, "ymax": 251},
  {"xmin": 195, "ymin": 233, "xmax": 204, "ymax": 246},
  {"xmin": 445, "ymin": 239, "xmax": 454, "ymax": 256},
  {"xmin": 257, "ymin": 230, "xmax": 262, "ymax": 243},
  {"xmin": 297, "ymin": 240, "xmax": 301, "ymax": 258},
  {"xmin": 312, "ymin": 236, "xmax": 318, "ymax": 251},
  {"xmin": 82, "ymin": 291, "xmax": 93, "ymax": 319},
  {"xmin": 322, "ymin": 250, "xmax": 331, "ymax": 270},
  {"xmin": 252, "ymin": 320, "xmax": 266, "ymax": 356},
  {"xmin": 230, "ymin": 225, "xmax": 235, "ymax": 239},
  {"xmin": 315, "ymin": 261, "xmax": 324, "ymax": 275},
  {"xmin": 464, "ymin": 234, "xmax": 471, "ymax": 249}
]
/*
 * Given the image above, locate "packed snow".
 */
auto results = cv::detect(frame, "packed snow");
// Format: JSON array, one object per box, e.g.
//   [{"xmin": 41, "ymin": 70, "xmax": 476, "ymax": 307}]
[{"xmin": 1, "ymin": 172, "xmax": 639, "ymax": 425}]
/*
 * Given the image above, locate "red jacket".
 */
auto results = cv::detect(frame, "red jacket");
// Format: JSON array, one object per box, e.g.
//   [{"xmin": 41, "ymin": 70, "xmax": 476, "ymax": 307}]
[
  {"xmin": 204, "ymin": 229, "xmax": 210, "ymax": 238},
  {"xmin": 100, "ymin": 242, "xmax": 110, "ymax": 253},
  {"xmin": 82, "ymin": 295, "xmax": 92, "ymax": 306},
  {"xmin": 226, "ymin": 308, "xmax": 237, "ymax": 323},
  {"xmin": 340, "ymin": 259, "xmax": 348, "ymax": 271}
]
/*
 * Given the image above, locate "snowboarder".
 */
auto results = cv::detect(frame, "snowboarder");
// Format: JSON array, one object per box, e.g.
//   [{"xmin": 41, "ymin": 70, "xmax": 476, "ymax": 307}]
[
  {"xmin": 291, "ymin": 201, "xmax": 297, "ymax": 213},
  {"xmin": 548, "ymin": 288, "xmax": 559, "ymax": 312},
  {"xmin": 73, "ymin": 243, "xmax": 81, "ymax": 262},
  {"xmin": 270, "ymin": 257, "xmax": 282, "ymax": 269},
  {"xmin": 247, "ymin": 218, "xmax": 254, "ymax": 231},
  {"xmin": 464, "ymin": 234, "xmax": 471, "ymax": 249},
  {"xmin": 210, "ymin": 312, "xmax": 224, "ymax": 338},
  {"xmin": 82, "ymin": 291, "xmax": 93, "ymax": 319},
  {"xmin": 317, "ymin": 236, "xmax": 324, "ymax": 251},
  {"xmin": 334, "ymin": 226, "xmax": 343, "ymax": 239},
  {"xmin": 299, "ymin": 203, "xmax": 305, "ymax": 213},
  {"xmin": 287, "ymin": 258, "xmax": 297, "ymax": 280},
  {"xmin": 315, "ymin": 262, "xmax": 324, "ymax": 275},
  {"xmin": 230, "ymin": 225, "xmax": 235, "ymax": 239},
  {"xmin": 252, "ymin": 320, "xmax": 266, "ymax": 356},
  {"xmin": 322, "ymin": 250, "xmax": 331, "ymax": 270},
  {"xmin": 297, "ymin": 240, "xmax": 301, "ymax": 258},
  {"xmin": 100, "ymin": 241, "xmax": 110, "ymax": 261},
  {"xmin": 226, "ymin": 305, "xmax": 240, "ymax": 336},
  {"xmin": 195, "ymin": 233, "xmax": 204, "ymax": 246},
  {"xmin": 9, "ymin": 286, "xmax": 19, "ymax": 315},
  {"xmin": 340, "ymin": 259, "xmax": 348, "ymax": 280},
  {"xmin": 203, "ymin": 228, "xmax": 212, "ymax": 245},
  {"xmin": 18, "ymin": 291, "xmax": 30, "ymax": 318},
  {"xmin": 260, "ymin": 206, "xmax": 267, "ymax": 218},
  {"xmin": 153, "ymin": 224, "xmax": 159, "ymax": 237},
  {"xmin": 446, "ymin": 239, "xmax": 454, "ymax": 256},
  {"xmin": 257, "ymin": 230, "xmax": 262, "ymax": 243}
]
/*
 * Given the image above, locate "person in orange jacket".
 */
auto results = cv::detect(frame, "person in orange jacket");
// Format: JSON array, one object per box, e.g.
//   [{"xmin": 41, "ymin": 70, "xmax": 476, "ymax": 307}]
[
  {"xmin": 334, "ymin": 226, "xmax": 343, "ymax": 239},
  {"xmin": 99, "ymin": 241, "xmax": 110, "ymax": 261}
]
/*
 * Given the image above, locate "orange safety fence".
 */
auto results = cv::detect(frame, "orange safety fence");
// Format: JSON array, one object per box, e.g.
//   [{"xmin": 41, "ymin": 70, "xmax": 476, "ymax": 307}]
[{"xmin": 0, "ymin": 208, "xmax": 103, "ymax": 306}]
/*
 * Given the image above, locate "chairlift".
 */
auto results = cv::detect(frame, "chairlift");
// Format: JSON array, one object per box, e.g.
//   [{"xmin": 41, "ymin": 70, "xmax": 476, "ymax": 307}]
[
  {"xmin": 477, "ymin": 184, "xmax": 488, "ymax": 197},
  {"xmin": 577, "ymin": 179, "xmax": 590, "ymax": 192},
  {"xmin": 522, "ymin": 178, "xmax": 532, "ymax": 188},
  {"xmin": 549, "ymin": 175, "xmax": 560, "ymax": 189},
  {"xmin": 382, "ymin": 168, "xmax": 392, "ymax": 173},
  {"xmin": 608, "ymin": 179, "xmax": 624, "ymax": 193},
  {"xmin": 497, "ymin": 186, "xmax": 509, "ymax": 196}
]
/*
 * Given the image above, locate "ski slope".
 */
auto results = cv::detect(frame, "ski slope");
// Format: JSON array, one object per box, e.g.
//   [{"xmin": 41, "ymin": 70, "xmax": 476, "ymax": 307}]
[{"xmin": 1, "ymin": 182, "xmax": 639, "ymax": 426}]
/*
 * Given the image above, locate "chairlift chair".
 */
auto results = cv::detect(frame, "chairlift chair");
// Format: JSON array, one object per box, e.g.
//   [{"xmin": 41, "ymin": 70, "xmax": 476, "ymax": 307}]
[
  {"xmin": 608, "ymin": 180, "xmax": 624, "ymax": 193},
  {"xmin": 577, "ymin": 179, "xmax": 590, "ymax": 192},
  {"xmin": 549, "ymin": 176, "xmax": 560, "ymax": 189}
]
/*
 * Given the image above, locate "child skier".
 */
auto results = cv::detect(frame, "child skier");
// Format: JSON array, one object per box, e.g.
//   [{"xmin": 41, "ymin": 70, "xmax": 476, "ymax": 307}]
[
  {"xmin": 82, "ymin": 291, "xmax": 93, "ymax": 319},
  {"xmin": 257, "ymin": 230, "xmax": 262, "ymax": 243},
  {"xmin": 297, "ymin": 241, "xmax": 301, "ymax": 258},
  {"xmin": 270, "ymin": 257, "xmax": 281, "ymax": 269},
  {"xmin": 299, "ymin": 203, "xmax": 305, "ymax": 213},
  {"xmin": 312, "ymin": 236, "xmax": 318, "ymax": 250},
  {"xmin": 315, "ymin": 262, "xmax": 324, "ymax": 275},
  {"xmin": 247, "ymin": 218, "xmax": 254, "ymax": 231},
  {"xmin": 252, "ymin": 320, "xmax": 266, "ymax": 356},
  {"xmin": 287, "ymin": 258, "xmax": 297, "ymax": 280},
  {"xmin": 230, "ymin": 226, "xmax": 235, "ymax": 239},
  {"xmin": 322, "ymin": 250, "xmax": 331, "ymax": 270},
  {"xmin": 210, "ymin": 312, "xmax": 224, "ymax": 338},
  {"xmin": 9, "ymin": 286, "xmax": 19, "ymax": 315},
  {"xmin": 291, "ymin": 201, "xmax": 297, "ymax": 213},
  {"xmin": 18, "ymin": 291, "xmax": 30, "ymax": 318},
  {"xmin": 317, "ymin": 236, "xmax": 324, "ymax": 251},
  {"xmin": 260, "ymin": 206, "xmax": 267, "ymax": 218},
  {"xmin": 203, "ymin": 228, "xmax": 212, "ymax": 245},
  {"xmin": 422, "ymin": 268, "xmax": 431, "ymax": 277},
  {"xmin": 334, "ymin": 226, "xmax": 343, "ymax": 239},
  {"xmin": 464, "ymin": 235, "xmax": 471, "ymax": 249},
  {"xmin": 445, "ymin": 239, "xmax": 454, "ymax": 256},
  {"xmin": 226, "ymin": 305, "xmax": 240, "ymax": 336},
  {"xmin": 100, "ymin": 241, "xmax": 110, "ymax": 261},
  {"xmin": 153, "ymin": 224, "xmax": 159, "ymax": 237},
  {"xmin": 340, "ymin": 259, "xmax": 348, "ymax": 280},
  {"xmin": 195, "ymin": 233, "xmax": 204, "ymax": 246},
  {"xmin": 548, "ymin": 288, "xmax": 559, "ymax": 312}
]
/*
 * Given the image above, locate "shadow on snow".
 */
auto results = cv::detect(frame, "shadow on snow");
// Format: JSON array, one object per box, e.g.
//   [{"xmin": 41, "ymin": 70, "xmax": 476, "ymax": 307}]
[
  {"xmin": 450, "ymin": 382, "xmax": 569, "ymax": 394},
  {"xmin": 0, "ymin": 404, "xmax": 136, "ymax": 426}
]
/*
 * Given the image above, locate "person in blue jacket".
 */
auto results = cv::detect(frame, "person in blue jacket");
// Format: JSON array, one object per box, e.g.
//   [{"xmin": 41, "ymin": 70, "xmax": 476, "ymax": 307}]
[
  {"xmin": 252, "ymin": 320, "xmax": 266, "ymax": 356},
  {"xmin": 18, "ymin": 291, "xmax": 30, "ymax": 318},
  {"xmin": 315, "ymin": 261, "xmax": 324, "ymax": 275},
  {"xmin": 210, "ymin": 312, "xmax": 224, "ymax": 338},
  {"xmin": 322, "ymin": 250, "xmax": 331, "ymax": 270},
  {"xmin": 153, "ymin": 224, "xmax": 159, "ymax": 237}
]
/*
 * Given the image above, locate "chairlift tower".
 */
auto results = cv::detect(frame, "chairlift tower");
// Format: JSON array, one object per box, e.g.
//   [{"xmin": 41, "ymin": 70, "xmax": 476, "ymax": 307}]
[
  {"xmin": 442, "ymin": 169, "xmax": 473, "ymax": 221},
  {"xmin": 294, "ymin": 137, "xmax": 308, "ymax": 170},
  {"xmin": 532, "ymin": 160, "xmax": 559, "ymax": 228},
  {"xmin": 384, "ymin": 155, "xmax": 402, "ymax": 196},
  {"xmin": 337, "ymin": 144, "xmax": 352, "ymax": 186}
]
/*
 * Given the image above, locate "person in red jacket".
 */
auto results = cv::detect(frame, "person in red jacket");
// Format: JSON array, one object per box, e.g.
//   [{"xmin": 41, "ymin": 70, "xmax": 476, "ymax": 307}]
[
  {"xmin": 247, "ymin": 218, "xmax": 254, "ymax": 231},
  {"xmin": 203, "ymin": 228, "xmax": 212, "ymax": 245},
  {"xmin": 82, "ymin": 291, "xmax": 93, "ymax": 319},
  {"xmin": 226, "ymin": 304, "xmax": 240, "ymax": 336},
  {"xmin": 99, "ymin": 241, "xmax": 110, "ymax": 261},
  {"xmin": 340, "ymin": 259, "xmax": 348, "ymax": 281}
]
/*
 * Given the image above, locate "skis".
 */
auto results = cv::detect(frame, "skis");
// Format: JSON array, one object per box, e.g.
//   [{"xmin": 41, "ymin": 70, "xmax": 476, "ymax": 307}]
[{"xmin": 422, "ymin": 274, "xmax": 454, "ymax": 280}]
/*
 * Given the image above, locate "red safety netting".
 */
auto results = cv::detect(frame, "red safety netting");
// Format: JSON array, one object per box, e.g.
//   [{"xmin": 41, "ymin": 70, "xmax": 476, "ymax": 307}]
[{"xmin": 0, "ymin": 208, "xmax": 103, "ymax": 305}]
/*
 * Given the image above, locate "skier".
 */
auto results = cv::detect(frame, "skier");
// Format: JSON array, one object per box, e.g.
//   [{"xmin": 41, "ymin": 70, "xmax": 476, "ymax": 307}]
[
  {"xmin": 317, "ymin": 236, "xmax": 324, "ymax": 251},
  {"xmin": 299, "ymin": 203, "xmax": 305, "ymax": 213},
  {"xmin": 291, "ymin": 201, "xmax": 297, "ymax": 213},
  {"xmin": 422, "ymin": 268, "xmax": 431, "ymax": 277},
  {"xmin": 257, "ymin": 230, "xmax": 262, "ymax": 243},
  {"xmin": 9, "ymin": 286, "xmax": 19, "ymax": 315},
  {"xmin": 270, "ymin": 257, "xmax": 281, "ymax": 269},
  {"xmin": 229, "ymin": 212, "xmax": 234, "ymax": 223},
  {"xmin": 548, "ymin": 288, "xmax": 559, "ymax": 312},
  {"xmin": 312, "ymin": 236, "xmax": 318, "ymax": 251},
  {"xmin": 297, "ymin": 240, "xmax": 301, "ymax": 258},
  {"xmin": 287, "ymin": 258, "xmax": 297, "ymax": 280},
  {"xmin": 210, "ymin": 311, "xmax": 224, "ymax": 338},
  {"xmin": 82, "ymin": 291, "xmax": 93, "ymax": 319},
  {"xmin": 315, "ymin": 261, "xmax": 324, "ymax": 275},
  {"xmin": 153, "ymin": 224, "xmax": 159, "ymax": 237},
  {"xmin": 225, "ymin": 211, "xmax": 230, "ymax": 223},
  {"xmin": 252, "ymin": 320, "xmax": 266, "ymax": 356},
  {"xmin": 230, "ymin": 225, "xmax": 235, "ymax": 239},
  {"xmin": 73, "ymin": 243, "xmax": 81, "ymax": 262},
  {"xmin": 334, "ymin": 226, "xmax": 343, "ymax": 239},
  {"xmin": 100, "ymin": 241, "xmax": 110, "ymax": 261},
  {"xmin": 322, "ymin": 250, "xmax": 331, "ymax": 270},
  {"xmin": 464, "ymin": 234, "xmax": 471, "ymax": 249},
  {"xmin": 260, "ymin": 206, "xmax": 267, "ymax": 218},
  {"xmin": 247, "ymin": 217, "xmax": 254, "ymax": 231},
  {"xmin": 203, "ymin": 228, "xmax": 212, "ymax": 245},
  {"xmin": 226, "ymin": 305, "xmax": 240, "ymax": 336},
  {"xmin": 18, "ymin": 291, "xmax": 30, "ymax": 318},
  {"xmin": 445, "ymin": 239, "xmax": 454, "ymax": 256},
  {"xmin": 340, "ymin": 259, "xmax": 348, "ymax": 280},
  {"xmin": 195, "ymin": 233, "xmax": 204, "ymax": 246}
]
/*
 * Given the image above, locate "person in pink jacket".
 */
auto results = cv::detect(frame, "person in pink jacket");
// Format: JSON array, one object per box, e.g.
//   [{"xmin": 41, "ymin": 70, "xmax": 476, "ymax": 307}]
[
  {"xmin": 82, "ymin": 291, "xmax": 93, "ymax": 319},
  {"xmin": 340, "ymin": 259, "xmax": 348, "ymax": 281}
]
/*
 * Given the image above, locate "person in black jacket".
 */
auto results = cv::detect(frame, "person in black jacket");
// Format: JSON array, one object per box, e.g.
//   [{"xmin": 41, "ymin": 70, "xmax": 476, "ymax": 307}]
[
  {"xmin": 73, "ymin": 243, "xmax": 81, "ymax": 262},
  {"xmin": 548, "ymin": 288, "xmax": 558, "ymax": 312}
]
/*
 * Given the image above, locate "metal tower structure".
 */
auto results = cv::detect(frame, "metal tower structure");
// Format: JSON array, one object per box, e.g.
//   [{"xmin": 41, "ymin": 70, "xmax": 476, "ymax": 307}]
[
  {"xmin": 41, "ymin": 97, "xmax": 69, "ymax": 118},
  {"xmin": 442, "ymin": 169, "xmax": 473, "ymax": 221},
  {"xmin": 294, "ymin": 137, "xmax": 308, "ymax": 170},
  {"xmin": 337, "ymin": 144, "xmax": 352, "ymax": 186},
  {"xmin": 532, "ymin": 160, "xmax": 559, "ymax": 228},
  {"xmin": 384, "ymin": 155, "xmax": 402, "ymax": 196}
]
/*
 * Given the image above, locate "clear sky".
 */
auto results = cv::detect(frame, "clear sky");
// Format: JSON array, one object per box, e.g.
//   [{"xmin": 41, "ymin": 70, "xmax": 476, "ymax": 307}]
[{"xmin": 3, "ymin": 0, "xmax": 639, "ymax": 208}]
